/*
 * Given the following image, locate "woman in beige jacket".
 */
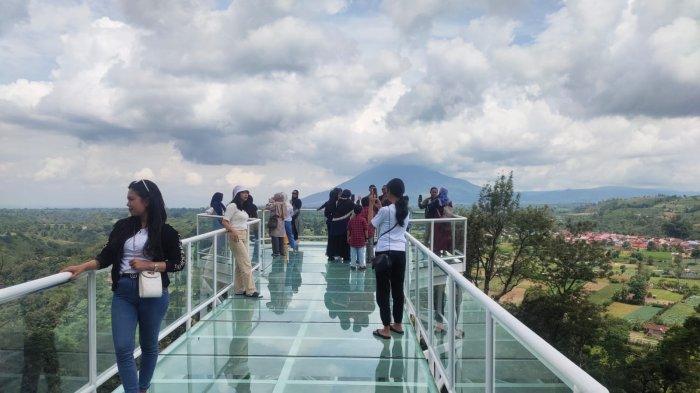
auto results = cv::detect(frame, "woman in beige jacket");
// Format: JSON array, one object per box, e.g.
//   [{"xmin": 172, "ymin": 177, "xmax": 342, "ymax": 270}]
[{"xmin": 266, "ymin": 193, "xmax": 287, "ymax": 257}]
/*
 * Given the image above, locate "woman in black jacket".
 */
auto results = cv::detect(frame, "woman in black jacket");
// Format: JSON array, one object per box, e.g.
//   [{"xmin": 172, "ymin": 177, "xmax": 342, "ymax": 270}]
[{"xmin": 61, "ymin": 180, "xmax": 184, "ymax": 393}]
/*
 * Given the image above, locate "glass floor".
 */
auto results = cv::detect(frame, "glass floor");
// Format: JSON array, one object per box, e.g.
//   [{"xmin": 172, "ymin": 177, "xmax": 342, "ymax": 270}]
[{"xmin": 115, "ymin": 244, "xmax": 439, "ymax": 393}]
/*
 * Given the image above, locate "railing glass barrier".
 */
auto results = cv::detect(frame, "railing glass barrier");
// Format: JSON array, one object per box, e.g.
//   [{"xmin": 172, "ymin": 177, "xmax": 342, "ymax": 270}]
[
  {"xmin": 405, "ymin": 232, "xmax": 608, "ymax": 393},
  {"xmin": 0, "ymin": 219, "xmax": 263, "ymax": 393},
  {"xmin": 0, "ymin": 212, "xmax": 607, "ymax": 393}
]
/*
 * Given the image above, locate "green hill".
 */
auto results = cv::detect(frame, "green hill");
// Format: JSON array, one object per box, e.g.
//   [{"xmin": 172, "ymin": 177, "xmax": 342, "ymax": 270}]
[{"xmin": 558, "ymin": 195, "xmax": 700, "ymax": 239}]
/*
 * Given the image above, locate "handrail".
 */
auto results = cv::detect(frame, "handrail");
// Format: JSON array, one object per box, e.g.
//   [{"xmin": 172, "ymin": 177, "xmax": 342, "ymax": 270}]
[
  {"xmin": 0, "ymin": 218, "xmax": 258, "ymax": 305},
  {"xmin": 405, "ymin": 232, "xmax": 609, "ymax": 393}
]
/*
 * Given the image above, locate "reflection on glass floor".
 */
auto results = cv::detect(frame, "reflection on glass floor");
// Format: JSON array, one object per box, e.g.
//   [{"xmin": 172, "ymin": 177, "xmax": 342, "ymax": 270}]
[{"xmin": 114, "ymin": 245, "xmax": 439, "ymax": 393}]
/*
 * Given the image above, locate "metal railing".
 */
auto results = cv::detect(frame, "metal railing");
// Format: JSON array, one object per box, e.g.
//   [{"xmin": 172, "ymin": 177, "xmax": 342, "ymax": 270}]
[
  {"xmin": 0, "ymin": 218, "xmax": 262, "ymax": 393},
  {"xmin": 0, "ymin": 210, "xmax": 608, "ymax": 393},
  {"xmin": 403, "ymin": 232, "xmax": 609, "ymax": 393}
]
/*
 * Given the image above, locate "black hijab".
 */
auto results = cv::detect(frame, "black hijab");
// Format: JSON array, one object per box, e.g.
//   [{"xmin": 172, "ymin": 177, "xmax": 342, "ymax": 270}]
[{"xmin": 210, "ymin": 192, "xmax": 226, "ymax": 216}]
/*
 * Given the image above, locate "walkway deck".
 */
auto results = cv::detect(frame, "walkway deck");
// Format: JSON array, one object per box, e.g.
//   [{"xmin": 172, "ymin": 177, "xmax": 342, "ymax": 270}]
[{"xmin": 118, "ymin": 244, "xmax": 439, "ymax": 393}]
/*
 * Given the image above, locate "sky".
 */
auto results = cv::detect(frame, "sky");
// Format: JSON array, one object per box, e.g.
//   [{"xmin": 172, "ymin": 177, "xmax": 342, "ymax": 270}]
[{"xmin": 0, "ymin": 0, "xmax": 699, "ymax": 207}]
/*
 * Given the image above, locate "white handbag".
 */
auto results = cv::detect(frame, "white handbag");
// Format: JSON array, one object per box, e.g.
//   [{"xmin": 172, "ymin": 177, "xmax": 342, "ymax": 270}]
[{"xmin": 139, "ymin": 270, "xmax": 163, "ymax": 298}]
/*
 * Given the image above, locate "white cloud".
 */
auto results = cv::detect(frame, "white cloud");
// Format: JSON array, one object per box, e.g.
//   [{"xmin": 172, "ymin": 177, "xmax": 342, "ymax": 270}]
[
  {"xmin": 134, "ymin": 168, "xmax": 155, "ymax": 180},
  {"xmin": 225, "ymin": 168, "xmax": 264, "ymax": 189},
  {"xmin": 650, "ymin": 17, "xmax": 700, "ymax": 84},
  {"xmin": 0, "ymin": 79, "xmax": 52, "ymax": 109},
  {"xmin": 34, "ymin": 157, "xmax": 74, "ymax": 181},
  {"xmin": 0, "ymin": 0, "xmax": 699, "ymax": 207}
]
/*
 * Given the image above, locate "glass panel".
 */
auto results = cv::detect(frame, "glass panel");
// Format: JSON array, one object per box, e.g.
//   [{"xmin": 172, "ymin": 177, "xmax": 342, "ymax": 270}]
[
  {"xmin": 95, "ymin": 269, "xmax": 116, "ymax": 375},
  {"xmin": 111, "ymin": 243, "xmax": 440, "ymax": 393},
  {"xmin": 430, "ymin": 261, "xmax": 450, "ymax": 372},
  {"xmin": 0, "ymin": 275, "xmax": 89, "ymax": 393},
  {"xmin": 192, "ymin": 237, "xmax": 215, "ymax": 310},
  {"xmin": 494, "ymin": 322, "xmax": 571, "ymax": 393},
  {"xmin": 416, "ymin": 246, "xmax": 432, "ymax": 332},
  {"xmin": 454, "ymin": 282, "xmax": 487, "ymax": 393}
]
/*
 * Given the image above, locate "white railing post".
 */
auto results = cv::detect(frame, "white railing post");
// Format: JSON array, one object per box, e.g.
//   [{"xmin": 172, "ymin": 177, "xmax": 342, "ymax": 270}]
[
  {"xmin": 430, "ymin": 221, "xmax": 435, "ymax": 252},
  {"xmin": 428, "ymin": 258, "xmax": 434, "ymax": 345},
  {"xmin": 485, "ymin": 310, "xmax": 495, "ymax": 393},
  {"xmin": 186, "ymin": 242, "xmax": 192, "ymax": 330},
  {"xmin": 451, "ymin": 220, "xmax": 456, "ymax": 254},
  {"xmin": 213, "ymin": 235, "xmax": 218, "ymax": 306},
  {"xmin": 447, "ymin": 277, "xmax": 456, "ymax": 391},
  {"xmin": 463, "ymin": 218, "xmax": 467, "ymax": 270},
  {"xmin": 87, "ymin": 271, "xmax": 97, "ymax": 392},
  {"xmin": 258, "ymin": 220, "xmax": 263, "ymax": 268}
]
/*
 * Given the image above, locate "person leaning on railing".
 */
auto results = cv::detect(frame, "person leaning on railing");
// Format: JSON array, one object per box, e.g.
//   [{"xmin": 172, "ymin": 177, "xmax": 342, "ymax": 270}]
[
  {"xmin": 60, "ymin": 179, "xmax": 184, "ymax": 393},
  {"xmin": 223, "ymin": 185, "xmax": 261, "ymax": 299}
]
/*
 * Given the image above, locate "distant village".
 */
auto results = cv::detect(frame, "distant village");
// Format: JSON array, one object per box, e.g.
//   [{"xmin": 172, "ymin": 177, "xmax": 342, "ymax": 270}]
[{"xmin": 568, "ymin": 232, "xmax": 700, "ymax": 256}]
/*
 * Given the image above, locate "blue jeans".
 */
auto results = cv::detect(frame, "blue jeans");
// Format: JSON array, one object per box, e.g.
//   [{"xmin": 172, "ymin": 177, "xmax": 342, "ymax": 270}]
[
  {"xmin": 350, "ymin": 246, "xmax": 366, "ymax": 267},
  {"xmin": 112, "ymin": 277, "xmax": 169, "ymax": 393},
  {"xmin": 284, "ymin": 220, "xmax": 298, "ymax": 251}
]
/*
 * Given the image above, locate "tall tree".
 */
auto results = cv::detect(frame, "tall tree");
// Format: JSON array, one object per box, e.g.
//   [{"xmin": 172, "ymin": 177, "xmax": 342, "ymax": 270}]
[
  {"xmin": 535, "ymin": 235, "xmax": 611, "ymax": 297},
  {"xmin": 466, "ymin": 172, "xmax": 520, "ymax": 295},
  {"xmin": 492, "ymin": 206, "xmax": 554, "ymax": 300}
]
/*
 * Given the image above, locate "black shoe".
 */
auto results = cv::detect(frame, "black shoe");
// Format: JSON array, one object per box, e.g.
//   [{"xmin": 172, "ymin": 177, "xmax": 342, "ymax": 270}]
[{"xmin": 244, "ymin": 292, "xmax": 262, "ymax": 299}]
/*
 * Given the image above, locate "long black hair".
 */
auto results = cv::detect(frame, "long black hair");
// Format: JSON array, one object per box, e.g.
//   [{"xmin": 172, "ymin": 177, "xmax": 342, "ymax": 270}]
[
  {"xmin": 232, "ymin": 192, "xmax": 245, "ymax": 211},
  {"xmin": 210, "ymin": 192, "xmax": 225, "ymax": 215},
  {"xmin": 128, "ymin": 179, "xmax": 167, "ymax": 258},
  {"xmin": 387, "ymin": 178, "xmax": 408, "ymax": 227}
]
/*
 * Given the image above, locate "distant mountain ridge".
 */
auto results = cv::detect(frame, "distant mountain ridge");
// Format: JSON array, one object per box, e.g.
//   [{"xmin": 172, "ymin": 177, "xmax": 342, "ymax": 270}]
[{"xmin": 301, "ymin": 164, "xmax": 694, "ymax": 207}]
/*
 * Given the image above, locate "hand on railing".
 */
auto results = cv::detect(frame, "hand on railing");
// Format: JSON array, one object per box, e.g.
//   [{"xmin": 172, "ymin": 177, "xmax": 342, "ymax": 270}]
[{"xmin": 60, "ymin": 260, "xmax": 97, "ymax": 280}]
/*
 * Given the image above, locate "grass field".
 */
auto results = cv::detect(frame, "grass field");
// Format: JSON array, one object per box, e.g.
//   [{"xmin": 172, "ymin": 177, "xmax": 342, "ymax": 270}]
[
  {"xmin": 606, "ymin": 302, "xmax": 641, "ymax": 318},
  {"xmin": 648, "ymin": 288, "xmax": 684, "ymax": 302},
  {"xmin": 650, "ymin": 277, "xmax": 700, "ymax": 288},
  {"xmin": 659, "ymin": 303, "xmax": 697, "ymax": 326},
  {"xmin": 589, "ymin": 283, "xmax": 624, "ymax": 305},
  {"xmin": 639, "ymin": 250, "xmax": 673, "ymax": 261},
  {"xmin": 624, "ymin": 306, "xmax": 663, "ymax": 323},
  {"xmin": 684, "ymin": 295, "xmax": 700, "ymax": 308}
]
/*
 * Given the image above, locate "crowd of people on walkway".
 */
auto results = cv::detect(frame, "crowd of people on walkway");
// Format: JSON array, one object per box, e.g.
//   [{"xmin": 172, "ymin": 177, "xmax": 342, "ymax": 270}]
[
  {"xmin": 206, "ymin": 180, "xmax": 459, "ymax": 339},
  {"xmin": 53, "ymin": 176, "xmax": 461, "ymax": 392}
]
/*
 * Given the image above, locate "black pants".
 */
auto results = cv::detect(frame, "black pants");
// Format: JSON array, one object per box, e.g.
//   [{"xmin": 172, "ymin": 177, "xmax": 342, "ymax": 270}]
[
  {"xmin": 375, "ymin": 250, "xmax": 406, "ymax": 326},
  {"xmin": 271, "ymin": 236, "xmax": 285, "ymax": 256},
  {"xmin": 292, "ymin": 217, "xmax": 300, "ymax": 240}
]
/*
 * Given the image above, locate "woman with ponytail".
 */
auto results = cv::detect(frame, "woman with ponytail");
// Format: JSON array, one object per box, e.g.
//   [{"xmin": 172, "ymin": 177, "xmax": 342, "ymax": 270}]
[
  {"xmin": 61, "ymin": 180, "xmax": 184, "ymax": 393},
  {"xmin": 370, "ymin": 178, "xmax": 410, "ymax": 339}
]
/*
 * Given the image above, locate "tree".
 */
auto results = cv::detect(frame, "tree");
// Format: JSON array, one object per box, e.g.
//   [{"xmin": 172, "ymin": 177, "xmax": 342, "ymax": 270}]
[
  {"xmin": 466, "ymin": 172, "xmax": 520, "ymax": 295},
  {"xmin": 691, "ymin": 248, "xmax": 700, "ymax": 260},
  {"xmin": 662, "ymin": 216, "xmax": 691, "ymax": 239},
  {"xmin": 512, "ymin": 287, "xmax": 630, "ymax": 372},
  {"xmin": 565, "ymin": 219, "xmax": 596, "ymax": 235},
  {"xmin": 627, "ymin": 272, "xmax": 650, "ymax": 305},
  {"xmin": 647, "ymin": 240, "xmax": 657, "ymax": 251},
  {"xmin": 535, "ymin": 235, "xmax": 611, "ymax": 297},
  {"xmin": 624, "ymin": 316, "xmax": 700, "ymax": 393},
  {"xmin": 491, "ymin": 206, "xmax": 554, "ymax": 301}
]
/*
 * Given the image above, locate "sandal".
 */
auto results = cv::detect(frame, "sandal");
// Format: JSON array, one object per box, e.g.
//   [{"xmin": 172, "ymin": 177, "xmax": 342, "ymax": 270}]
[
  {"xmin": 373, "ymin": 329, "xmax": 391, "ymax": 340},
  {"xmin": 390, "ymin": 325, "xmax": 404, "ymax": 335}
]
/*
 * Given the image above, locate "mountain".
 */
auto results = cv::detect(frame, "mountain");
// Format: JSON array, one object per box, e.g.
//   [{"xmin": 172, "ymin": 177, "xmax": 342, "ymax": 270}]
[
  {"xmin": 301, "ymin": 164, "xmax": 694, "ymax": 207},
  {"xmin": 302, "ymin": 164, "xmax": 481, "ymax": 207},
  {"xmin": 520, "ymin": 186, "xmax": 684, "ymax": 205}
]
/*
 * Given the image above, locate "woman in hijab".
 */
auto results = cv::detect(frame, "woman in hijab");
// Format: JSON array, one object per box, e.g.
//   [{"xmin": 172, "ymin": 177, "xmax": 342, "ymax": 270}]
[
  {"xmin": 328, "ymin": 189, "xmax": 355, "ymax": 262},
  {"xmin": 266, "ymin": 193, "xmax": 288, "ymax": 257},
  {"xmin": 208, "ymin": 192, "xmax": 226, "ymax": 229},
  {"xmin": 319, "ymin": 188, "xmax": 342, "ymax": 260},
  {"xmin": 425, "ymin": 187, "xmax": 453, "ymax": 255}
]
